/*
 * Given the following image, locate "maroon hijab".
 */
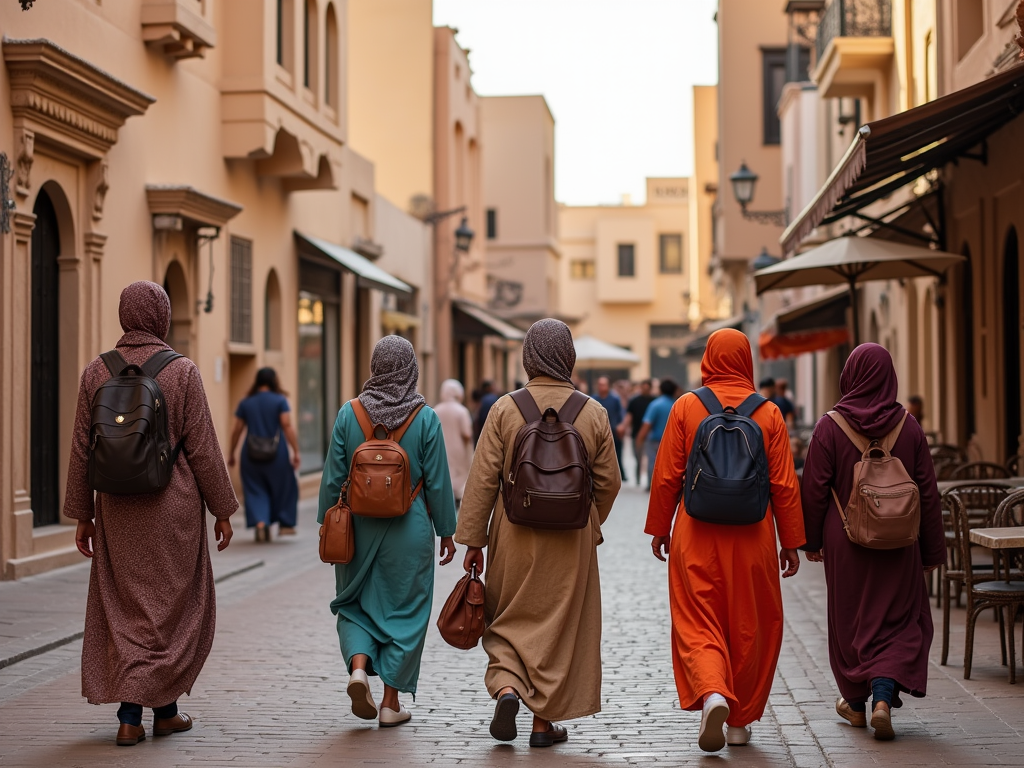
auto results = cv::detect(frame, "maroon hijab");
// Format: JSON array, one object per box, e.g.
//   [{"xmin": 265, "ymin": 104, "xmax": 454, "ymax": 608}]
[{"xmin": 833, "ymin": 343, "xmax": 906, "ymax": 439}]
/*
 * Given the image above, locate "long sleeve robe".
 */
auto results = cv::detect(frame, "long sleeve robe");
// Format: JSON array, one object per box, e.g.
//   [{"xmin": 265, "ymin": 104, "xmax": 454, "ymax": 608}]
[
  {"xmin": 645, "ymin": 332, "xmax": 805, "ymax": 728},
  {"xmin": 64, "ymin": 339, "xmax": 238, "ymax": 707},
  {"xmin": 455, "ymin": 376, "xmax": 622, "ymax": 721}
]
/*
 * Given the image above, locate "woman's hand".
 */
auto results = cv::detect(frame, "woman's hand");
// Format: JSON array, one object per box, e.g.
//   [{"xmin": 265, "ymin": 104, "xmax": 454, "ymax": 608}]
[
  {"xmin": 439, "ymin": 536, "xmax": 456, "ymax": 565},
  {"xmin": 464, "ymin": 546, "xmax": 485, "ymax": 574},
  {"xmin": 290, "ymin": 451, "xmax": 301, "ymax": 470},
  {"xmin": 75, "ymin": 519, "xmax": 95, "ymax": 558},
  {"xmin": 779, "ymin": 548, "xmax": 801, "ymax": 577},
  {"xmin": 214, "ymin": 519, "xmax": 233, "ymax": 551},
  {"xmin": 651, "ymin": 535, "xmax": 670, "ymax": 562},
  {"xmin": 805, "ymin": 549, "xmax": 824, "ymax": 563}
]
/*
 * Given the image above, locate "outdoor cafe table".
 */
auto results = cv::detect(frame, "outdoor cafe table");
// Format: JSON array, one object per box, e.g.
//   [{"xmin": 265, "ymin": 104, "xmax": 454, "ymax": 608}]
[
  {"xmin": 937, "ymin": 477, "xmax": 1024, "ymax": 493},
  {"xmin": 968, "ymin": 527, "xmax": 1024, "ymax": 549}
]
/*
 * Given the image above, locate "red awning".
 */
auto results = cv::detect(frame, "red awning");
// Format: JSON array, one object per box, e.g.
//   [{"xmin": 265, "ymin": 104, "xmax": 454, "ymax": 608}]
[
  {"xmin": 759, "ymin": 286, "xmax": 850, "ymax": 360},
  {"xmin": 760, "ymin": 328, "xmax": 850, "ymax": 360}
]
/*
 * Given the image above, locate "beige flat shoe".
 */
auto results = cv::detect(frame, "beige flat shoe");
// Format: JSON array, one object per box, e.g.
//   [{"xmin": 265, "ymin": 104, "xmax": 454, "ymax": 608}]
[
  {"xmin": 347, "ymin": 669, "xmax": 378, "ymax": 720},
  {"xmin": 379, "ymin": 704, "xmax": 411, "ymax": 727},
  {"xmin": 698, "ymin": 694, "xmax": 730, "ymax": 752},
  {"xmin": 836, "ymin": 697, "xmax": 867, "ymax": 728},
  {"xmin": 726, "ymin": 724, "xmax": 751, "ymax": 746}
]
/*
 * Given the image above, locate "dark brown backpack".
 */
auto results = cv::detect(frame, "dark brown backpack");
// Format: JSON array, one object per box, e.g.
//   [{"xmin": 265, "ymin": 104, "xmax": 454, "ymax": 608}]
[
  {"xmin": 502, "ymin": 389, "xmax": 593, "ymax": 531},
  {"xmin": 88, "ymin": 349, "xmax": 183, "ymax": 495}
]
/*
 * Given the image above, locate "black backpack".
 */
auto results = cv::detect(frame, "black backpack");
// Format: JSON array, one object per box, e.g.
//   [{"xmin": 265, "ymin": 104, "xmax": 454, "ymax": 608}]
[
  {"xmin": 683, "ymin": 387, "xmax": 770, "ymax": 525},
  {"xmin": 88, "ymin": 349, "xmax": 183, "ymax": 495}
]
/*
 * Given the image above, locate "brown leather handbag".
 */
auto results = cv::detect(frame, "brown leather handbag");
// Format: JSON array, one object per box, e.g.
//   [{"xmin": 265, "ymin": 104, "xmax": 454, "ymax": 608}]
[
  {"xmin": 348, "ymin": 399, "xmax": 425, "ymax": 518},
  {"xmin": 319, "ymin": 488, "xmax": 355, "ymax": 564},
  {"xmin": 437, "ymin": 565, "xmax": 485, "ymax": 650}
]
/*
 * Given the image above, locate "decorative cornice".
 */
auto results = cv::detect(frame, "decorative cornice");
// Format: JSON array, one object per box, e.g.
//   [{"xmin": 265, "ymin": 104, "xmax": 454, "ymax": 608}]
[
  {"xmin": 1017, "ymin": 1, "xmax": 1024, "ymax": 60},
  {"xmin": 2, "ymin": 38, "xmax": 155, "ymax": 158},
  {"xmin": 145, "ymin": 185, "xmax": 244, "ymax": 227}
]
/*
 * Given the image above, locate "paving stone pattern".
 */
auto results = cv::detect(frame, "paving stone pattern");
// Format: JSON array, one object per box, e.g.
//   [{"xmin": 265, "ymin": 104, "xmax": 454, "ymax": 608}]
[{"xmin": 0, "ymin": 488, "xmax": 1022, "ymax": 766}]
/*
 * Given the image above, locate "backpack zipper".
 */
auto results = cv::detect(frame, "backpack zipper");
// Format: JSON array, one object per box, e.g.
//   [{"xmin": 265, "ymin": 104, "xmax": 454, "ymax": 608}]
[
  {"xmin": 523, "ymin": 488, "xmax": 581, "ymax": 507},
  {"xmin": 860, "ymin": 487, "xmax": 915, "ymax": 508},
  {"xmin": 690, "ymin": 468, "xmax": 703, "ymax": 490}
]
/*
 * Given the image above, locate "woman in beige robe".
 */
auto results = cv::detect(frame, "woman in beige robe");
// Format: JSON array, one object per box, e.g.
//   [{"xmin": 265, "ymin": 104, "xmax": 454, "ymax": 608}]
[{"xmin": 456, "ymin": 319, "xmax": 621, "ymax": 748}]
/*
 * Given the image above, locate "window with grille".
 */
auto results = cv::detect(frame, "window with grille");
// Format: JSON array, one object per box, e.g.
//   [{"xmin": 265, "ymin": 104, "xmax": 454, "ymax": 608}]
[
  {"xmin": 486, "ymin": 208, "xmax": 497, "ymax": 239},
  {"xmin": 659, "ymin": 234, "xmax": 683, "ymax": 274},
  {"xmin": 230, "ymin": 237, "xmax": 253, "ymax": 343},
  {"xmin": 617, "ymin": 243, "xmax": 635, "ymax": 277},
  {"xmin": 570, "ymin": 259, "xmax": 595, "ymax": 279}
]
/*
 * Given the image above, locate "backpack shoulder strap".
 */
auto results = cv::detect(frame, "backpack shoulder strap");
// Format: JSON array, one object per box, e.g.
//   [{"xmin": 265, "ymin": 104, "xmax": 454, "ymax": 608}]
[
  {"xmin": 691, "ymin": 386, "xmax": 723, "ymax": 416},
  {"xmin": 349, "ymin": 398, "xmax": 374, "ymax": 441},
  {"xmin": 391, "ymin": 404, "xmax": 425, "ymax": 443},
  {"xmin": 558, "ymin": 390, "xmax": 590, "ymax": 424},
  {"xmin": 99, "ymin": 350, "xmax": 129, "ymax": 378},
  {"xmin": 827, "ymin": 410, "xmax": 871, "ymax": 453},
  {"xmin": 883, "ymin": 412, "xmax": 909, "ymax": 452},
  {"xmin": 735, "ymin": 393, "xmax": 768, "ymax": 418},
  {"xmin": 509, "ymin": 389, "xmax": 543, "ymax": 423},
  {"xmin": 141, "ymin": 349, "xmax": 183, "ymax": 380}
]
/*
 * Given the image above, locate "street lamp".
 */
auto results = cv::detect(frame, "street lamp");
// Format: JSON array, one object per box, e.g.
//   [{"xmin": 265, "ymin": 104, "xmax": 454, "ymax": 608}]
[
  {"xmin": 454, "ymin": 217, "xmax": 474, "ymax": 252},
  {"xmin": 730, "ymin": 161, "xmax": 788, "ymax": 227},
  {"xmin": 752, "ymin": 246, "xmax": 781, "ymax": 272}
]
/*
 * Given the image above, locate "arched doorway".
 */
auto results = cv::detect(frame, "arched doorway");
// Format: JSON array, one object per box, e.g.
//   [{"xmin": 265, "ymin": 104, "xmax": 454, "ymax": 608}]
[
  {"xmin": 1003, "ymin": 228, "xmax": 1021, "ymax": 461},
  {"xmin": 163, "ymin": 260, "xmax": 192, "ymax": 357},
  {"xmin": 30, "ymin": 190, "xmax": 61, "ymax": 527}
]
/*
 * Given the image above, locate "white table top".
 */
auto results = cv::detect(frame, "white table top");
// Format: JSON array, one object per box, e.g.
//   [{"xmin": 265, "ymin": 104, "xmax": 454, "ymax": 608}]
[{"xmin": 969, "ymin": 527, "xmax": 1024, "ymax": 549}]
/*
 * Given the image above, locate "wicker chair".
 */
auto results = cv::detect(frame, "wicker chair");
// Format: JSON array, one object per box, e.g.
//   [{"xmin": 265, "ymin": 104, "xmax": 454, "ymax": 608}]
[
  {"xmin": 953, "ymin": 495, "xmax": 1024, "ymax": 682},
  {"xmin": 932, "ymin": 444, "xmax": 968, "ymax": 480},
  {"xmin": 1006, "ymin": 454, "xmax": 1022, "ymax": 477},
  {"xmin": 951, "ymin": 461, "xmax": 1013, "ymax": 480}
]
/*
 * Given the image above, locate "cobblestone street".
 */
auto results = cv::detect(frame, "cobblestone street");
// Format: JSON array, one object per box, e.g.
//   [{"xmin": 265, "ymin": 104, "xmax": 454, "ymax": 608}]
[{"xmin": 1, "ymin": 487, "xmax": 1023, "ymax": 767}]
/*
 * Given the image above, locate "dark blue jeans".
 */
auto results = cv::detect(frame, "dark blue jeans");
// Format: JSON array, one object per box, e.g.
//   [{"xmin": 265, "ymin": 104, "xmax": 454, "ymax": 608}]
[
  {"xmin": 848, "ymin": 678, "xmax": 897, "ymax": 712},
  {"xmin": 117, "ymin": 701, "xmax": 178, "ymax": 727}
]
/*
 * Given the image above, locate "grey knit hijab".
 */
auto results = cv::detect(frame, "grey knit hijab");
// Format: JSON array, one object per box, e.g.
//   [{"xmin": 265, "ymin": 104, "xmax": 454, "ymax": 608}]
[
  {"xmin": 522, "ymin": 318, "xmax": 576, "ymax": 383},
  {"xmin": 358, "ymin": 336, "xmax": 426, "ymax": 432}
]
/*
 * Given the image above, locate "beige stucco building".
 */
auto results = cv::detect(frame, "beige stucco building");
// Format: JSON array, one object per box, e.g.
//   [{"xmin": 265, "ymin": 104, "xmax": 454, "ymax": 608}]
[
  {"xmin": 558, "ymin": 178, "xmax": 694, "ymax": 385},
  {"xmin": 0, "ymin": 0, "xmax": 432, "ymax": 578}
]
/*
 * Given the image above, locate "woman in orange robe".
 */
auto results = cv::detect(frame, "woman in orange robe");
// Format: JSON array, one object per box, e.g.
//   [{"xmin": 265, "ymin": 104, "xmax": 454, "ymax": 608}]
[{"xmin": 645, "ymin": 329, "xmax": 805, "ymax": 752}]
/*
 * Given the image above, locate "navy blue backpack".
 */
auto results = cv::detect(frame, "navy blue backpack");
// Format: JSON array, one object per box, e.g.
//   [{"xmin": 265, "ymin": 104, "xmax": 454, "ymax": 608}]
[{"xmin": 683, "ymin": 387, "xmax": 771, "ymax": 525}]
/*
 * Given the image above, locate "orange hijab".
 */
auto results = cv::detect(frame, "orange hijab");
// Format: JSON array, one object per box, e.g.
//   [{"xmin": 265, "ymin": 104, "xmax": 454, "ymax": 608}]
[{"xmin": 701, "ymin": 329, "xmax": 756, "ymax": 394}]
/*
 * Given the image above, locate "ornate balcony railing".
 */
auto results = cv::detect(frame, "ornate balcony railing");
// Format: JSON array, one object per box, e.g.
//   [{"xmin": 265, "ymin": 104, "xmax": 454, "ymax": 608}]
[{"xmin": 816, "ymin": 0, "xmax": 892, "ymax": 63}]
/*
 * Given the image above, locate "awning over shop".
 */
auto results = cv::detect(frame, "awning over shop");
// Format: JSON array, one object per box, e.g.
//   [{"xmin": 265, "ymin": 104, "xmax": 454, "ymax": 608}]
[
  {"xmin": 295, "ymin": 232, "xmax": 412, "ymax": 295},
  {"xmin": 683, "ymin": 315, "xmax": 745, "ymax": 359},
  {"xmin": 381, "ymin": 309, "xmax": 421, "ymax": 332},
  {"xmin": 759, "ymin": 287, "xmax": 851, "ymax": 360},
  {"xmin": 452, "ymin": 299, "xmax": 525, "ymax": 341},
  {"xmin": 781, "ymin": 65, "xmax": 1024, "ymax": 254},
  {"xmin": 573, "ymin": 335, "xmax": 641, "ymax": 370}
]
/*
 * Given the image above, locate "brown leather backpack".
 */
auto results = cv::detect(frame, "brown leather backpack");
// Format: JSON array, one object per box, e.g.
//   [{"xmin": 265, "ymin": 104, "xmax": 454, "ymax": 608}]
[
  {"xmin": 436, "ymin": 564, "xmax": 485, "ymax": 650},
  {"xmin": 828, "ymin": 410, "xmax": 921, "ymax": 550},
  {"xmin": 347, "ymin": 399, "xmax": 424, "ymax": 518},
  {"xmin": 502, "ymin": 389, "xmax": 593, "ymax": 531}
]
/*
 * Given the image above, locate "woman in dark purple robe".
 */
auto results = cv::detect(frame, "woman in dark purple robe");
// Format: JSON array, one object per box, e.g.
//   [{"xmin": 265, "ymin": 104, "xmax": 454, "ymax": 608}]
[{"xmin": 800, "ymin": 344, "xmax": 944, "ymax": 741}]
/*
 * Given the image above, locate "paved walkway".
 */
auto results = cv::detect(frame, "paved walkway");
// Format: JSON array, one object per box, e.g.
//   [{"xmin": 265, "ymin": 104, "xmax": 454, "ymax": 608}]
[{"xmin": 0, "ymin": 487, "xmax": 1022, "ymax": 766}]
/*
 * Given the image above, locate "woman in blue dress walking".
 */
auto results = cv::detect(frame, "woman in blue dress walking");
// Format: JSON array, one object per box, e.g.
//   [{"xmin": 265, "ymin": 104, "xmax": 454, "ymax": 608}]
[{"xmin": 228, "ymin": 368, "xmax": 300, "ymax": 542}]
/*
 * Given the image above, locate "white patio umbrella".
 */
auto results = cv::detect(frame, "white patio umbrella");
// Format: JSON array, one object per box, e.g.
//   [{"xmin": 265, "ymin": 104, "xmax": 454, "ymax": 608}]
[
  {"xmin": 572, "ymin": 335, "xmax": 641, "ymax": 370},
  {"xmin": 754, "ymin": 236, "xmax": 964, "ymax": 345}
]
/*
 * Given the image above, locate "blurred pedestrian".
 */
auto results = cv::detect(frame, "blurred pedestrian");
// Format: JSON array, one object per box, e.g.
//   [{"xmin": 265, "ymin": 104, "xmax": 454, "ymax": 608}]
[
  {"xmin": 228, "ymin": 367, "xmax": 300, "ymax": 542},
  {"xmin": 906, "ymin": 395, "xmax": 924, "ymax": 426},
  {"xmin": 620, "ymin": 379, "xmax": 655, "ymax": 484},
  {"xmin": 474, "ymin": 380, "xmax": 498, "ymax": 443},
  {"xmin": 64, "ymin": 281, "xmax": 238, "ymax": 746},
  {"xmin": 758, "ymin": 377, "xmax": 777, "ymax": 400},
  {"xmin": 435, "ymin": 378, "xmax": 474, "ymax": 506},
  {"xmin": 774, "ymin": 378, "xmax": 797, "ymax": 428},
  {"xmin": 592, "ymin": 376, "xmax": 626, "ymax": 480},
  {"xmin": 634, "ymin": 379, "xmax": 679, "ymax": 491},
  {"xmin": 645, "ymin": 329, "xmax": 803, "ymax": 752},
  {"xmin": 457, "ymin": 319, "xmax": 621, "ymax": 748},
  {"xmin": 800, "ymin": 344, "xmax": 943, "ymax": 741},
  {"xmin": 318, "ymin": 336, "xmax": 457, "ymax": 728}
]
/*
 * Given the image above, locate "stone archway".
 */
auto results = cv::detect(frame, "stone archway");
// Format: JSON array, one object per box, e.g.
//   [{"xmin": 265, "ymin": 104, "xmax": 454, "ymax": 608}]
[{"xmin": 163, "ymin": 260, "xmax": 192, "ymax": 358}]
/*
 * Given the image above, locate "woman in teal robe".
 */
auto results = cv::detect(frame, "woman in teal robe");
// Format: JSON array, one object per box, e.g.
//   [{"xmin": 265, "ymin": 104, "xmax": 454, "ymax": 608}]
[{"xmin": 318, "ymin": 336, "xmax": 457, "ymax": 727}]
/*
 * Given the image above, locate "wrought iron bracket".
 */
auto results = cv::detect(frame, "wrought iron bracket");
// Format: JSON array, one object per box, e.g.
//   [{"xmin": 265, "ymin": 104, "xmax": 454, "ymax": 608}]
[
  {"xmin": 739, "ymin": 204, "xmax": 788, "ymax": 227},
  {"xmin": 20, "ymin": 1, "xmax": 35, "ymax": 10},
  {"xmin": 422, "ymin": 205, "xmax": 466, "ymax": 225},
  {"xmin": 0, "ymin": 152, "xmax": 15, "ymax": 234}
]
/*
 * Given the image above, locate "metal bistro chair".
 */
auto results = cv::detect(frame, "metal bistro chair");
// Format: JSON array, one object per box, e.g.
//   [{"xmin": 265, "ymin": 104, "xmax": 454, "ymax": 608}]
[
  {"xmin": 931, "ymin": 444, "xmax": 967, "ymax": 481},
  {"xmin": 953, "ymin": 495, "xmax": 1024, "ymax": 683},
  {"xmin": 939, "ymin": 483, "xmax": 1010, "ymax": 609},
  {"xmin": 951, "ymin": 461, "xmax": 1013, "ymax": 480},
  {"xmin": 994, "ymin": 490, "xmax": 1024, "ymax": 583},
  {"xmin": 1006, "ymin": 454, "xmax": 1022, "ymax": 477}
]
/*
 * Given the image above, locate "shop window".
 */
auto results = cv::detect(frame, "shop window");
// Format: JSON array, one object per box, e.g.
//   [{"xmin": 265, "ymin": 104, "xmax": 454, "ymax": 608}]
[
  {"xmin": 762, "ymin": 48, "xmax": 787, "ymax": 145},
  {"xmin": 486, "ymin": 208, "xmax": 497, "ymax": 239},
  {"xmin": 277, "ymin": 0, "xmax": 294, "ymax": 73},
  {"xmin": 617, "ymin": 243, "xmax": 635, "ymax": 277},
  {"xmin": 570, "ymin": 259, "xmax": 595, "ymax": 279},
  {"xmin": 230, "ymin": 237, "xmax": 253, "ymax": 344},
  {"xmin": 659, "ymin": 234, "xmax": 683, "ymax": 274},
  {"xmin": 264, "ymin": 268, "xmax": 282, "ymax": 350},
  {"xmin": 303, "ymin": 0, "xmax": 318, "ymax": 92}
]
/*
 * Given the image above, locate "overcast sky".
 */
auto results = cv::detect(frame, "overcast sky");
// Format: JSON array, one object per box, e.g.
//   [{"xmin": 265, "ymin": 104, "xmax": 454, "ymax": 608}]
[{"xmin": 432, "ymin": 0, "xmax": 719, "ymax": 206}]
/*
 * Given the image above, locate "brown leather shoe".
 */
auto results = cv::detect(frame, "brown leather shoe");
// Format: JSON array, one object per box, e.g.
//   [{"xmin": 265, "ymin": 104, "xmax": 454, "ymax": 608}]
[
  {"xmin": 836, "ymin": 697, "xmax": 867, "ymax": 728},
  {"xmin": 153, "ymin": 712, "xmax": 193, "ymax": 736},
  {"xmin": 116, "ymin": 723, "xmax": 146, "ymax": 746}
]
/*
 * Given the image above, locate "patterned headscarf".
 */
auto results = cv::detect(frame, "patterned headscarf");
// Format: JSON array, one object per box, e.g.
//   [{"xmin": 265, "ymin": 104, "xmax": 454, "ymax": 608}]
[
  {"xmin": 358, "ymin": 335, "xmax": 427, "ymax": 431},
  {"xmin": 117, "ymin": 281, "xmax": 172, "ymax": 347},
  {"xmin": 522, "ymin": 318, "xmax": 576, "ymax": 383}
]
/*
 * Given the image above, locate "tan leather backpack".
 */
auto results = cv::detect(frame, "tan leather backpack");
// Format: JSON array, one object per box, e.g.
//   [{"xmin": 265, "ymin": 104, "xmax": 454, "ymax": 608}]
[
  {"xmin": 828, "ymin": 410, "xmax": 920, "ymax": 550},
  {"xmin": 347, "ymin": 399, "xmax": 425, "ymax": 518}
]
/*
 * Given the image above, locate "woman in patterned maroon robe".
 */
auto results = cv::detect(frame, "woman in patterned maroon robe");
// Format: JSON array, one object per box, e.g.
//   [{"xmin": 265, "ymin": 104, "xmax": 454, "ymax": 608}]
[{"xmin": 64, "ymin": 281, "xmax": 238, "ymax": 745}]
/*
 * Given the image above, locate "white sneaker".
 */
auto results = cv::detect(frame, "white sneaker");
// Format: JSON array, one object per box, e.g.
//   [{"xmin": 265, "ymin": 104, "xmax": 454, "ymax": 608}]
[
  {"xmin": 698, "ymin": 693, "xmax": 730, "ymax": 752},
  {"xmin": 347, "ymin": 669, "xmax": 378, "ymax": 720},
  {"xmin": 726, "ymin": 724, "xmax": 752, "ymax": 746},
  {"xmin": 379, "ymin": 704, "xmax": 412, "ymax": 727}
]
